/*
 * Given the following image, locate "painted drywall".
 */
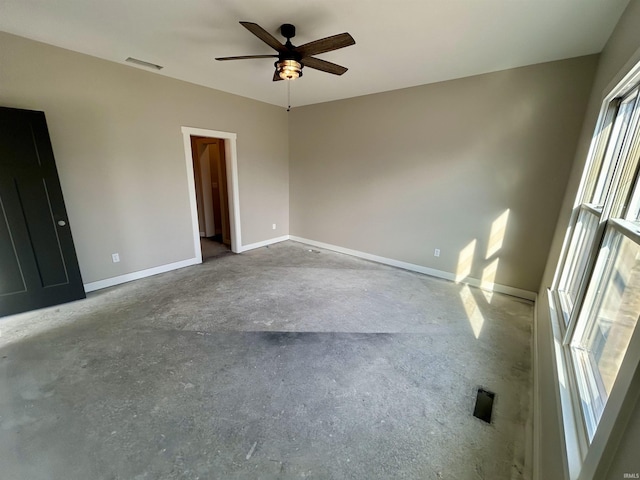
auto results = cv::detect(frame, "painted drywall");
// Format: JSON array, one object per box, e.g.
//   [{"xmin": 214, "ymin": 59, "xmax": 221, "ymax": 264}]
[
  {"xmin": 0, "ymin": 32, "xmax": 289, "ymax": 284},
  {"xmin": 535, "ymin": 0, "xmax": 640, "ymax": 478},
  {"xmin": 289, "ymin": 56, "xmax": 598, "ymax": 293}
]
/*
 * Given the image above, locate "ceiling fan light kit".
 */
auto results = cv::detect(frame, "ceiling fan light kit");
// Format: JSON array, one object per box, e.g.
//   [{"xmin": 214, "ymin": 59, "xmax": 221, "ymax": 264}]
[
  {"xmin": 215, "ymin": 21, "xmax": 355, "ymax": 82},
  {"xmin": 276, "ymin": 59, "xmax": 302, "ymax": 80}
]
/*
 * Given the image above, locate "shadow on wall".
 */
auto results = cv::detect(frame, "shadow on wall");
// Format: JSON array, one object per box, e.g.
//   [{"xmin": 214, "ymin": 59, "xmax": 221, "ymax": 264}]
[{"xmin": 456, "ymin": 209, "xmax": 511, "ymax": 338}]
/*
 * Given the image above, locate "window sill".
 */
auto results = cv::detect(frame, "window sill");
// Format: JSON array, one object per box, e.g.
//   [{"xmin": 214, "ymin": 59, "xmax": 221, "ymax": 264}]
[{"xmin": 547, "ymin": 289, "xmax": 585, "ymax": 479}]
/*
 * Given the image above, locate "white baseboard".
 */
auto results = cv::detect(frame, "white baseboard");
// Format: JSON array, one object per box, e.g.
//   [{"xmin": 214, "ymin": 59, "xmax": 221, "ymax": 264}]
[
  {"xmin": 84, "ymin": 257, "xmax": 201, "ymax": 292},
  {"xmin": 83, "ymin": 234, "xmax": 290, "ymax": 293},
  {"xmin": 84, "ymin": 235, "xmax": 536, "ymax": 301},
  {"xmin": 289, "ymin": 236, "xmax": 536, "ymax": 301},
  {"xmin": 239, "ymin": 235, "xmax": 290, "ymax": 253},
  {"xmin": 532, "ymin": 298, "xmax": 540, "ymax": 480}
]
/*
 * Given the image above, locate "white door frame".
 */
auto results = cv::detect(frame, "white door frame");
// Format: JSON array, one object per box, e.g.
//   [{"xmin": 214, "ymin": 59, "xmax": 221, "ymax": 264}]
[{"xmin": 181, "ymin": 126, "xmax": 241, "ymax": 259}]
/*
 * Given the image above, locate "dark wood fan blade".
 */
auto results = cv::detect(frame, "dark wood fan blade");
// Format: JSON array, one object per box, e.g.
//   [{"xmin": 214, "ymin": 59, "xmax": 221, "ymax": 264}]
[
  {"xmin": 301, "ymin": 56, "xmax": 348, "ymax": 75},
  {"xmin": 240, "ymin": 21, "xmax": 286, "ymax": 53},
  {"xmin": 273, "ymin": 70, "xmax": 284, "ymax": 81},
  {"xmin": 215, "ymin": 55, "xmax": 278, "ymax": 61},
  {"xmin": 295, "ymin": 33, "xmax": 355, "ymax": 57}
]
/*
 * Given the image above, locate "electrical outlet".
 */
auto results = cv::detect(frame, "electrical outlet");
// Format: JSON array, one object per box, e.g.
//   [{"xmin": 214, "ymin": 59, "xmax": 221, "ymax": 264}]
[
  {"xmin": 434, "ymin": 248, "xmax": 440, "ymax": 257},
  {"xmin": 112, "ymin": 253, "xmax": 120, "ymax": 263},
  {"xmin": 272, "ymin": 223, "xmax": 276, "ymax": 230}
]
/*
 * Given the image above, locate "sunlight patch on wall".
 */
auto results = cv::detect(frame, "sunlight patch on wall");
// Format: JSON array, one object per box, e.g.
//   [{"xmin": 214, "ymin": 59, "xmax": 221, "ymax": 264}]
[
  {"xmin": 456, "ymin": 239, "xmax": 477, "ymax": 282},
  {"xmin": 481, "ymin": 258, "xmax": 500, "ymax": 302},
  {"xmin": 460, "ymin": 284, "xmax": 485, "ymax": 339},
  {"xmin": 481, "ymin": 209, "xmax": 510, "ymax": 302},
  {"xmin": 486, "ymin": 209, "xmax": 510, "ymax": 258}
]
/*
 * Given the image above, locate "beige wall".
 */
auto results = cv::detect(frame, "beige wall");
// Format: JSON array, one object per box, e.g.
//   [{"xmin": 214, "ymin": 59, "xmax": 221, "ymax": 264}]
[
  {"xmin": 289, "ymin": 56, "xmax": 598, "ymax": 293},
  {"xmin": 535, "ymin": 0, "xmax": 640, "ymax": 478},
  {"xmin": 0, "ymin": 32, "xmax": 289, "ymax": 284}
]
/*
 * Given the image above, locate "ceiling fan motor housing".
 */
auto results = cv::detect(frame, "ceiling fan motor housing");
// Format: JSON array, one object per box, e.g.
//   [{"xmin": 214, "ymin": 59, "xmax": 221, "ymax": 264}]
[{"xmin": 277, "ymin": 24, "xmax": 302, "ymax": 77}]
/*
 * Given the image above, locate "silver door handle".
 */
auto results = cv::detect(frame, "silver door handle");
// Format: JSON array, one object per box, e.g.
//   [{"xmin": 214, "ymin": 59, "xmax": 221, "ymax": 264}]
[{"xmin": 57, "ymin": 220, "xmax": 66, "ymax": 226}]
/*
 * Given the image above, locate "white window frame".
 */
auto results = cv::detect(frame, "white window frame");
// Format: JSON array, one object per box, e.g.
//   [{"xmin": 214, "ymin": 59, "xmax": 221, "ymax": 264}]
[{"xmin": 549, "ymin": 59, "xmax": 640, "ymax": 479}]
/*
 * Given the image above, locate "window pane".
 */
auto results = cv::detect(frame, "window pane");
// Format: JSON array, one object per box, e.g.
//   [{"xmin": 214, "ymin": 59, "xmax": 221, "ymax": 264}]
[
  {"xmin": 614, "ymin": 89, "xmax": 640, "ymax": 219},
  {"xmin": 589, "ymin": 91, "xmax": 638, "ymax": 206},
  {"xmin": 626, "ymin": 174, "xmax": 640, "ymax": 221},
  {"xmin": 557, "ymin": 208, "xmax": 600, "ymax": 324},
  {"xmin": 570, "ymin": 230, "xmax": 640, "ymax": 439}
]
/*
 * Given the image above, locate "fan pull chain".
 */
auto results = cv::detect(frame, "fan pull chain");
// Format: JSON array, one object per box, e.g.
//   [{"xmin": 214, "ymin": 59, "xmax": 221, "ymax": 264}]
[{"xmin": 287, "ymin": 80, "xmax": 291, "ymax": 112}]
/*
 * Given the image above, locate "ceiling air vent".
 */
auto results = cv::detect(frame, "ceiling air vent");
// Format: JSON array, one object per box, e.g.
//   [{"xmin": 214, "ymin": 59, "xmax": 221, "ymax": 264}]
[{"xmin": 125, "ymin": 57, "xmax": 163, "ymax": 70}]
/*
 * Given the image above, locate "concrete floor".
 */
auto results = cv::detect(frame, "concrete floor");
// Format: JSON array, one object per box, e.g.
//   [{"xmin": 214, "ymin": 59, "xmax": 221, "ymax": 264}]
[
  {"xmin": 0, "ymin": 241, "xmax": 533, "ymax": 479},
  {"xmin": 200, "ymin": 237, "xmax": 230, "ymax": 261}
]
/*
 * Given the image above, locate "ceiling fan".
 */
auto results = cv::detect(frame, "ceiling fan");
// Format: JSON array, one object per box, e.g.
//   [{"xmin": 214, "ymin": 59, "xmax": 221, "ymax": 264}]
[{"xmin": 215, "ymin": 22, "xmax": 355, "ymax": 81}]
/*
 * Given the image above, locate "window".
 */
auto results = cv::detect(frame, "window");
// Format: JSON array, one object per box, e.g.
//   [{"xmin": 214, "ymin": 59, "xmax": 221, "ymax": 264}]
[
  {"xmin": 553, "ymin": 78, "xmax": 640, "ymax": 447},
  {"xmin": 556, "ymin": 89, "xmax": 640, "ymax": 327},
  {"xmin": 569, "ymin": 226, "xmax": 640, "ymax": 438}
]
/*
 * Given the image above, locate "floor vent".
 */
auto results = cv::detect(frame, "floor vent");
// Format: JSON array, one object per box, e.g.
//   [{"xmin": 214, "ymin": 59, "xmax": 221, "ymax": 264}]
[{"xmin": 473, "ymin": 388, "xmax": 495, "ymax": 423}]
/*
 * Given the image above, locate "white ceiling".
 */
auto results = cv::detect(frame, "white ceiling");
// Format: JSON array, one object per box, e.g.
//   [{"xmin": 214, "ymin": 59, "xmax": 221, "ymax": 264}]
[{"xmin": 0, "ymin": 0, "xmax": 631, "ymax": 107}]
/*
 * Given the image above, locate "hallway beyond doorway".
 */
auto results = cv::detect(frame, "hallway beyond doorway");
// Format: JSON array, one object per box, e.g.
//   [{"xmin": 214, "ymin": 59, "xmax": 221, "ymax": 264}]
[{"xmin": 200, "ymin": 235, "xmax": 231, "ymax": 261}]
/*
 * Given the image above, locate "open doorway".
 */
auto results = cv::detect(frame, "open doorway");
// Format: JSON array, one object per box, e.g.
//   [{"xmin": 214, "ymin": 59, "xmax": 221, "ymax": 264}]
[
  {"xmin": 191, "ymin": 136, "xmax": 231, "ymax": 260},
  {"xmin": 181, "ymin": 126, "xmax": 241, "ymax": 263}
]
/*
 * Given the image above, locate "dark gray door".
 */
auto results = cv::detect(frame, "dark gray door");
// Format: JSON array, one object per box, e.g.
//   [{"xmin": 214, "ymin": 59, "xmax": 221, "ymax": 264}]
[{"xmin": 0, "ymin": 107, "xmax": 85, "ymax": 317}]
